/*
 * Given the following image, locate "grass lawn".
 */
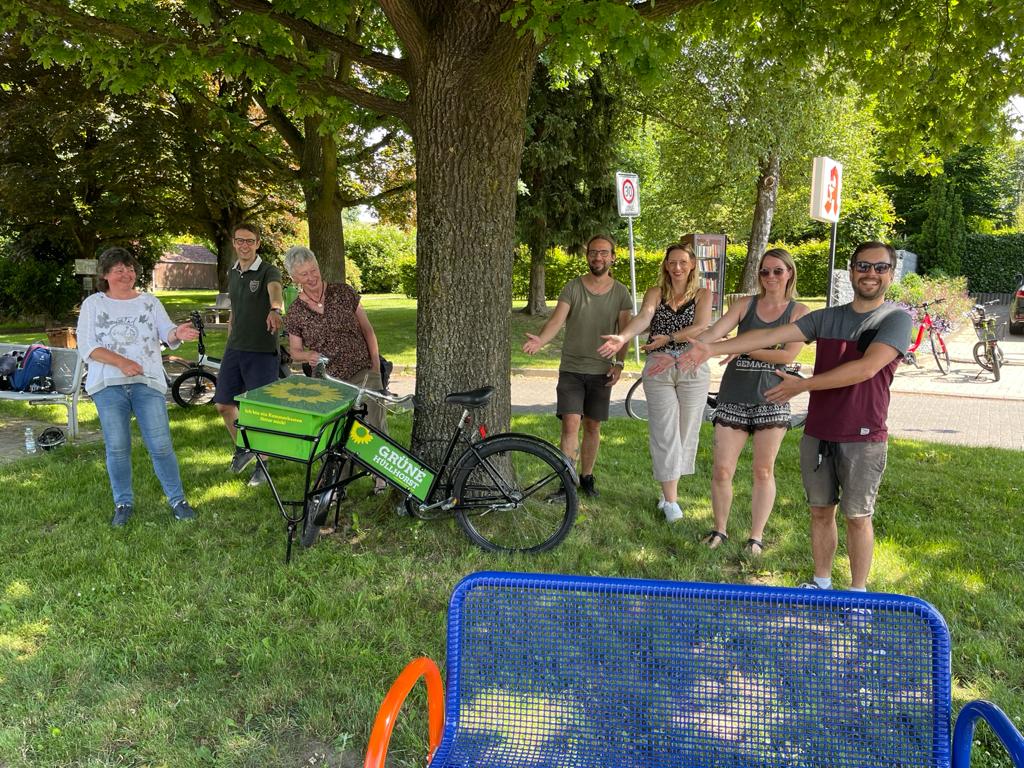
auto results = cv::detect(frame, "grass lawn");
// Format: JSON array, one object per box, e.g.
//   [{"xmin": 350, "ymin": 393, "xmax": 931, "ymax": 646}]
[{"xmin": 0, "ymin": 390, "xmax": 1022, "ymax": 766}]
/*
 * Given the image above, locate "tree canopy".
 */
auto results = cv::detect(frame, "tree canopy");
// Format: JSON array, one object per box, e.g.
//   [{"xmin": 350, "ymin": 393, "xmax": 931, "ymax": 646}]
[{"xmin": 3, "ymin": 0, "xmax": 1023, "ymax": 447}]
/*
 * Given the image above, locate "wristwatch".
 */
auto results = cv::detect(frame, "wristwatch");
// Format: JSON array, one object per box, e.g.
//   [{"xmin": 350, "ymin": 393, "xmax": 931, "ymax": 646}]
[
  {"xmin": 611, "ymin": 360, "xmax": 625, "ymax": 368},
  {"xmin": 270, "ymin": 307, "xmax": 282, "ymax": 314}
]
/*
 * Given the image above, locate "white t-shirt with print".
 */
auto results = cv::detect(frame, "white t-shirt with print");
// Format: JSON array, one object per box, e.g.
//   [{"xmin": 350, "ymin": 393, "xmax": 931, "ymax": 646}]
[{"xmin": 77, "ymin": 292, "xmax": 181, "ymax": 395}]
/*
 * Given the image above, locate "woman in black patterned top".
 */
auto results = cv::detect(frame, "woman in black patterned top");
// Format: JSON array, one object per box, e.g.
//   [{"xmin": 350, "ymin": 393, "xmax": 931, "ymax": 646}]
[{"xmin": 598, "ymin": 243, "xmax": 711, "ymax": 524}]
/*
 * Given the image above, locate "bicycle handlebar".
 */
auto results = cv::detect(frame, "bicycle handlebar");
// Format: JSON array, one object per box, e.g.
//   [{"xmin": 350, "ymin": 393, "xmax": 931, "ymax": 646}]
[
  {"xmin": 909, "ymin": 298, "xmax": 945, "ymax": 309},
  {"xmin": 314, "ymin": 357, "xmax": 416, "ymax": 408}
]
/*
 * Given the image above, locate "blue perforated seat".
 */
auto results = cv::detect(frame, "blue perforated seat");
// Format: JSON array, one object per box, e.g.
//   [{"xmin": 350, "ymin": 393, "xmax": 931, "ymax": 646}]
[{"xmin": 365, "ymin": 572, "xmax": 1024, "ymax": 768}]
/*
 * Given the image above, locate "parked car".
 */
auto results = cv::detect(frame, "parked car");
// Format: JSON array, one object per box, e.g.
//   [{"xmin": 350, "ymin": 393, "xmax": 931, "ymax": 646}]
[{"xmin": 1011, "ymin": 272, "xmax": 1024, "ymax": 335}]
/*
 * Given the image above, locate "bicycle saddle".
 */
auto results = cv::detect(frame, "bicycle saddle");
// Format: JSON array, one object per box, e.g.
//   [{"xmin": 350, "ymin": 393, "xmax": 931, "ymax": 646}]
[{"xmin": 445, "ymin": 386, "xmax": 495, "ymax": 408}]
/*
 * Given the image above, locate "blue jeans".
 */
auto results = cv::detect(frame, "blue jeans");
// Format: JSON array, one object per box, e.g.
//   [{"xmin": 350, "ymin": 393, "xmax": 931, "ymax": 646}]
[{"xmin": 92, "ymin": 383, "xmax": 186, "ymax": 508}]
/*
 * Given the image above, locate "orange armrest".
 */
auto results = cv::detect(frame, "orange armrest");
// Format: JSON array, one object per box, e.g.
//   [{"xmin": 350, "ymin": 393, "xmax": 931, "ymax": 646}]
[{"xmin": 364, "ymin": 657, "xmax": 445, "ymax": 768}]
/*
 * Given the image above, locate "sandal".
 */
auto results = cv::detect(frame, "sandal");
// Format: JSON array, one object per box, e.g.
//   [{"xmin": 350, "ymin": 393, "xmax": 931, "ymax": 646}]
[
  {"xmin": 744, "ymin": 538, "xmax": 765, "ymax": 556},
  {"xmin": 701, "ymin": 530, "xmax": 729, "ymax": 549}
]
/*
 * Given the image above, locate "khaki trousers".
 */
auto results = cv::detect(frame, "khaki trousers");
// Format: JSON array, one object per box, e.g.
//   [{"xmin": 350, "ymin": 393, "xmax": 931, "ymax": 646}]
[{"xmin": 642, "ymin": 357, "xmax": 710, "ymax": 482}]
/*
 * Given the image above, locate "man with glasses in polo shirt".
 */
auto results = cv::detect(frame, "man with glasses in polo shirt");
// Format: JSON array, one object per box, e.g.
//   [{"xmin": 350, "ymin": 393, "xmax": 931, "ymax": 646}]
[
  {"xmin": 681, "ymin": 242, "xmax": 912, "ymax": 592},
  {"xmin": 522, "ymin": 235, "xmax": 632, "ymax": 499},
  {"xmin": 215, "ymin": 222, "xmax": 285, "ymax": 486}
]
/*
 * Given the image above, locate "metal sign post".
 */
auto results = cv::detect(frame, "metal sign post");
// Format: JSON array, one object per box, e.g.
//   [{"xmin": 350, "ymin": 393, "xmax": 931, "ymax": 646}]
[
  {"xmin": 809, "ymin": 156, "xmax": 843, "ymax": 307},
  {"xmin": 616, "ymin": 172, "xmax": 641, "ymax": 364}
]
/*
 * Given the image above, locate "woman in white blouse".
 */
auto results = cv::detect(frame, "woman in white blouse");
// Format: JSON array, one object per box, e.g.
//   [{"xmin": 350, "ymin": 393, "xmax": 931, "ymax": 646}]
[{"xmin": 77, "ymin": 247, "xmax": 200, "ymax": 527}]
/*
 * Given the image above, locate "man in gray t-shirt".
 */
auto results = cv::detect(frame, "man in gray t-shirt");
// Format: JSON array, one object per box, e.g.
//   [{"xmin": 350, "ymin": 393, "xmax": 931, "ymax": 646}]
[
  {"xmin": 681, "ymin": 242, "xmax": 911, "ymax": 592},
  {"xmin": 523, "ymin": 235, "xmax": 632, "ymax": 498}
]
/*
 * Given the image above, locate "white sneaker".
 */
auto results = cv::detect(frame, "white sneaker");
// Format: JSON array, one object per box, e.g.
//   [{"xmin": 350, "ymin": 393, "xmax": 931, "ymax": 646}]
[{"xmin": 663, "ymin": 501, "xmax": 683, "ymax": 523}]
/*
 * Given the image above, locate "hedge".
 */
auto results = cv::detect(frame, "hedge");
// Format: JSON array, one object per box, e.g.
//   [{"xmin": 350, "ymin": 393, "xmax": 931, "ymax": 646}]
[
  {"xmin": 962, "ymin": 233, "xmax": 1024, "ymax": 293},
  {"xmin": 399, "ymin": 239, "xmax": 836, "ymax": 300},
  {"xmin": 345, "ymin": 224, "xmax": 415, "ymax": 293}
]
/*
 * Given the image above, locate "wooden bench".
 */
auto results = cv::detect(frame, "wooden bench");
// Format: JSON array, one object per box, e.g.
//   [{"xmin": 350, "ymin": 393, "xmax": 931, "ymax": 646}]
[
  {"xmin": 0, "ymin": 343, "xmax": 85, "ymax": 439},
  {"xmin": 365, "ymin": 571, "xmax": 1024, "ymax": 768}
]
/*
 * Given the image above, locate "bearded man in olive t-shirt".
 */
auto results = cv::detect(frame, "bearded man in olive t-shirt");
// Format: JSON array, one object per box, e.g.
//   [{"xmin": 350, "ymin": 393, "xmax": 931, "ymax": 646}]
[{"xmin": 522, "ymin": 235, "xmax": 632, "ymax": 498}]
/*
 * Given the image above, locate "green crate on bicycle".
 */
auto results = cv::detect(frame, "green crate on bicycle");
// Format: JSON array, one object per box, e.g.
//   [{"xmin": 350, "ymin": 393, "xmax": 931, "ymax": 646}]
[{"xmin": 236, "ymin": 375, "xmax": 357, "ymax": 461}]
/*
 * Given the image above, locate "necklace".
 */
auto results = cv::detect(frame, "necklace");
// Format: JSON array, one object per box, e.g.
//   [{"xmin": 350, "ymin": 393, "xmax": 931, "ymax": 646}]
[{"xmin": 304, "ymin": 284, "xmax": 326, "ymax": 309}]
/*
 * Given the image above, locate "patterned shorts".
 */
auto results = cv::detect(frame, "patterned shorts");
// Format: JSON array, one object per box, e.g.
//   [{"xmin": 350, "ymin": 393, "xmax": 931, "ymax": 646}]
[{"xmin": 712, "ymin": 401, "xmax": 791, "ymax": 433}]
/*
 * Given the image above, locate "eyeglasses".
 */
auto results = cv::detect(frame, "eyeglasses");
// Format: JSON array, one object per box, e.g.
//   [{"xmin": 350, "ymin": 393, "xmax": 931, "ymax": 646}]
[
  {"xmin": 587, "ymin": 249, "xmax": 612, "ymax": 257},
  {"xmin": 233, "ymin": 237, "xmax": 258, "ymax": 246},
  {"xmin": 107, "ymin": 266, "xmax": 135, "ymax": 276},
  {"xmin": 759, "ymin": 267, "xmax": 788, "ymax": 277},
  {"xmin": 852, "ymin": 261, "xmax": 893, "ymax": 274}
]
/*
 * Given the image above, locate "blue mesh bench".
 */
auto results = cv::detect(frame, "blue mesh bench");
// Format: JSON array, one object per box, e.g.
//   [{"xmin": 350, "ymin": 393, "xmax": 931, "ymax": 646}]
[{"xmin": 365, "ymin": 571, "xmax": 1024, "ymax": 768}]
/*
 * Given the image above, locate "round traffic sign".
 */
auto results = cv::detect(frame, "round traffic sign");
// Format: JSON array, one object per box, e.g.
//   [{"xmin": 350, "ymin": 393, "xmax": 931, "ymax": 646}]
[{"xmin": 621, "ymin": 178, "xmax": 635, "ymax": 204}]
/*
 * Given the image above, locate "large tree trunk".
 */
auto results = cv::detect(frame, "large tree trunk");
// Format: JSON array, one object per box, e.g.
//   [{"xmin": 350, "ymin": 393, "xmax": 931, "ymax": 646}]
[
  {"xmin": 301, "ymin": 119, "xmax": 346, "ymax": 282},
  {"xmin": 740, "ymin": 152, "xmax": 781, "ymax": 293},
  {"xmin": 212, "ymin": 219, "xmax": 234, "ymax": 292},
  {"xmin": 409, "ymin": 16, "xmax": 535, "ymax": 461},
  {"xmin": 523, "ymin": 230, "xmax": 548, "ymax": 315}
]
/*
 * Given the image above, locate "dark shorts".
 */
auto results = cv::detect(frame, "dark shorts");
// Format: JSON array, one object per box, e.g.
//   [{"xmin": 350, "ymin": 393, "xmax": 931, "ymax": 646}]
[
  {"xmin": 556, "ymin": 370, "xmax": 613, "ymax": 422},
  {"xmin": 213, "ymin": 348, "xmax": 280, "ymax": 406},
  {"xmin": 799, "ymin": 434, "xmax": 888, "ymax": 518},
  {"xmin": 713, "ymin": 401, "xmax": 790, "ymax": 433}
]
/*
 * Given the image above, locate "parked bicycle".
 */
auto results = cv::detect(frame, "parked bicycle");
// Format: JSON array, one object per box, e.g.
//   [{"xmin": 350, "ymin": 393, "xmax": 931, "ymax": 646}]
[
  {"xmin": 624, "ymin": 363, "xmax": 807, "ymax": 429},
  {"xmin": 167, "ymin": 311, "xmax": 292, "ymax": 406},
  {"xmin": 168, "ymin": 311, "xmax": 221, "ymax": 406},
  {"xmin": 970, "ymin": 299, "xmax": 1005, "ymax": 382},
  {"xmin": 289, "ymin": 360, "xmax": 578, "ymax": 555},
  {"xmin": 903, "ymin": 299, "xmax": 950, "ymax": 374}
]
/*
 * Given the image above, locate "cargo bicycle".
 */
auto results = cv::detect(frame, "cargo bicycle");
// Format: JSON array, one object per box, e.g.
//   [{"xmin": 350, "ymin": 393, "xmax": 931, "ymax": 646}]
[{"xmin": 234, "ymin": 360, "xmax": 578, "ymax": 561}]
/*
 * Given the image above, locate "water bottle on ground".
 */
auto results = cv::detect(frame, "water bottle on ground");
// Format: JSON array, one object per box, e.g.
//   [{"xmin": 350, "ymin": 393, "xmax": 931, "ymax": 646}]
[{"xmin": 25, "ymin": 427, "xmax": 37, "ymax": 454}]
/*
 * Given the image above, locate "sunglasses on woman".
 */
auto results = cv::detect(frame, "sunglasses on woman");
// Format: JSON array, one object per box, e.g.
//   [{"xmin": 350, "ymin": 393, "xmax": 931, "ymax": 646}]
[
  {"xmin": 851, "ymin": 261, "xmax": 893, "ymax": 274},
  {"xmin": 758, "ymin": 267, "xmax": 788, "ymax": 277}
]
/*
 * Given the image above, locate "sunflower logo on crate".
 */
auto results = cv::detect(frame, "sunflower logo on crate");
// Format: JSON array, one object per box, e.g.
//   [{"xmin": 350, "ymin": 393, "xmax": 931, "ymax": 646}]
[
  {"xmin": 350, "ymin": 422, "xmax": 374, "ymax": 444},
  {"xmin": 261, "ymin": 379, "xmax": 340, "ymax": 404}
]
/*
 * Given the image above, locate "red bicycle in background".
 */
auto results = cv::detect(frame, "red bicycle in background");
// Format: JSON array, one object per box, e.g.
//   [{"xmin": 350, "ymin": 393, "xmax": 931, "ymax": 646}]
[{"xmin": 904, "ymin": 299, "xmax": 950, "ymax": 374}]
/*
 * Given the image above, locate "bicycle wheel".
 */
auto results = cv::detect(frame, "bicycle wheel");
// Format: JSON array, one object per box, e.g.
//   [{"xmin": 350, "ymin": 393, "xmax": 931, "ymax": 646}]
[
  {"xmin": 929, "ymin": 331, "xmax": 949, "ymax": 374},
  {"xmin": 973, "ymin": 341, "xmax": 994, "ymax": 372},
  {"xmin": 163, "ymin": 355, "xmax": 191, "ymax": 380},
  {"xmin": 991, "ymin": 343, "xmax": 1003, "ymax": 382},
  {"xmin": 453, "ymin": 436, "xmax": 577, "ymax": 554},
  {"xmin": 171, "ymin": 370, "xmax": 217, "ymax": 407},
  {"xmin": 624, "ymin": 378, "xmax": 647, "ymax": 421},
  {"xmin": 703, "ymin": 393, "xmax": 718, "ymax": 423},
  {"xmin": 301, "ymin": 455, "xmax": 347, "ymax": 548}
]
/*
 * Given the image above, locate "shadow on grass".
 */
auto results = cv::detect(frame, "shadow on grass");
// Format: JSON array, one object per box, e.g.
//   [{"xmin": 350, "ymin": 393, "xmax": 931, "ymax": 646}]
[{"xmin": 0, "ymin": 402, "xmax": 1021, "ymax": 766}]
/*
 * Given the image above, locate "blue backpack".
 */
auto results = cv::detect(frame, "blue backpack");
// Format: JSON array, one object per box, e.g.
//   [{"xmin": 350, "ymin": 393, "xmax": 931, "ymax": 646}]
[{"xmin": 11, "ymin": 344, "xmax": 52, "ymax": 391}]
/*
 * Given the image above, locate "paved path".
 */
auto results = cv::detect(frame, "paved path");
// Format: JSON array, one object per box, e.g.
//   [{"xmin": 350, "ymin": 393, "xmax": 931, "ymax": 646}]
[
  {"xmin": 388, "ymin": 306, "xmax": 1024, "ymax": 452},
  {"xmin": 2, "ymin": 306, "xmax": 1020, "ymax": 462}
]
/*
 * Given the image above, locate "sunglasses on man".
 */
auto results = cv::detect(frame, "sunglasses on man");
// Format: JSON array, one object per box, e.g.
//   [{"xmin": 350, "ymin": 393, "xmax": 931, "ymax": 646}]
[{"xmin": 851, "ymin": 261, "xmax": 893, "ymax": 274}]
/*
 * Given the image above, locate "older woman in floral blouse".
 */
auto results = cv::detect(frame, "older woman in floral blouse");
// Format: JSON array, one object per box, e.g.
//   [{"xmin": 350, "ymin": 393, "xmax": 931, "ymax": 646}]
[{"xmin": 282, "ymin": 245, "xmax": 389, "ymax": 493}]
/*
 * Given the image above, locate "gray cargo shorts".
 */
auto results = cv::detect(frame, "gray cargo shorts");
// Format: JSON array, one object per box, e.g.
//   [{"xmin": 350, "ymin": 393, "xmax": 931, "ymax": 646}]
[{"xmin": 799, "ymin": 433, "xmax": 888, "ymax": 518}]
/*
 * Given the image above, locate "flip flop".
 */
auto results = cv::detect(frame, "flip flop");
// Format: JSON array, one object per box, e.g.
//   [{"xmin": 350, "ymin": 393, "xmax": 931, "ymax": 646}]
[{"xmin": 701, "ymin": 530, "xmax": 728, "ymax": 549}]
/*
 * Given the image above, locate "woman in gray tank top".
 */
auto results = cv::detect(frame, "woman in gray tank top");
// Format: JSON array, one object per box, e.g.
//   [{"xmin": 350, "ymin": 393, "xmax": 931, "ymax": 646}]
[{"xmin": 694, "ymin": 248, "xmax": 809, "ymax": 555}]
